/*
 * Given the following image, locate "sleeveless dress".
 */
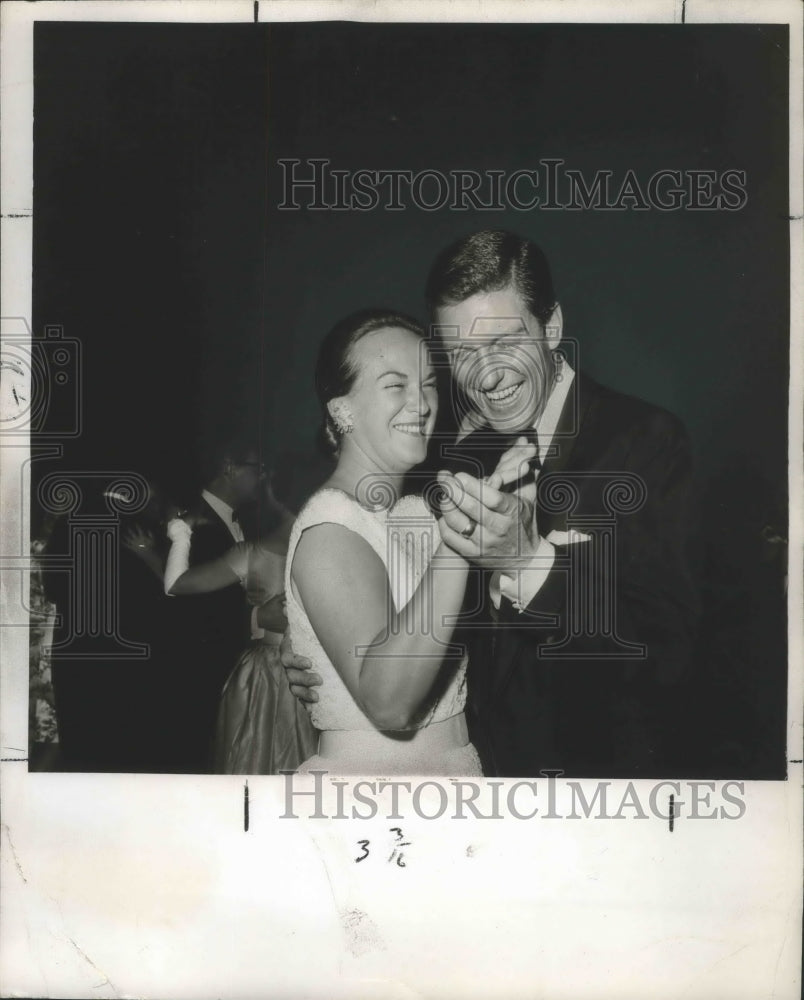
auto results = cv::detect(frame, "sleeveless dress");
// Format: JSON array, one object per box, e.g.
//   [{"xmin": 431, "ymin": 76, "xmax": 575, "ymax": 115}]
[
  {"xmin": 213, "ymin": 541, "xmax": 318, "ymax": 774},
  {"xmin": 285, "ymin": 488, "xmax": 482, "ymax": 776}
]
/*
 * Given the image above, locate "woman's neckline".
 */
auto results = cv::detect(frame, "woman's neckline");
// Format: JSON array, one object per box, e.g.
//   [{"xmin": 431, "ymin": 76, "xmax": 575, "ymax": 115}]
[{"xmin": 314, "ymin": 484, "xmax": 423, "ymax": 515}]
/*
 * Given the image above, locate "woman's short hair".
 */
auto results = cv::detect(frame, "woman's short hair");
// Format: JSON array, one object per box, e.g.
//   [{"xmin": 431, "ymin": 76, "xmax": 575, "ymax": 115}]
[
  {"xmin": 424, "ymin": 229, "xmax": 557, "ymax": 329},
  {"xmin": 314, "ymin": 308, "xmax": 426, "ymax": 454}
]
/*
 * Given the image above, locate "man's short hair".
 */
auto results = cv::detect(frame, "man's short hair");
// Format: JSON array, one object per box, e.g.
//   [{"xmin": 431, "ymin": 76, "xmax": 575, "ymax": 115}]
[{"xmin": 425, "ymin": 229, "xmax": 557, "ymax": 329}]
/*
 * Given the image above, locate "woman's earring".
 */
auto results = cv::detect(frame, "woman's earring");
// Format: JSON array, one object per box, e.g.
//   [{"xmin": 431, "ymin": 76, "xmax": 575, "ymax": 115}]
[{"xmin": 330, "ymin": 403, "xmax": 354, "ymax": 434}]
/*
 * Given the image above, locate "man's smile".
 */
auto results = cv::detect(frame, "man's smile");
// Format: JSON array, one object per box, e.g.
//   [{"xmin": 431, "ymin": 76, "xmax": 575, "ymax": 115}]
[{"xmin": 480, "ymin": 380, "xmax": 525, "ymax": 406}]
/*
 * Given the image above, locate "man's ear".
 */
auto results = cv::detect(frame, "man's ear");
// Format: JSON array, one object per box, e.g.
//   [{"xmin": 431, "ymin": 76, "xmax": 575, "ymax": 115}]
[{"xmin": 544, "ymin": 303, "xmax": 563, "ymax": 347}]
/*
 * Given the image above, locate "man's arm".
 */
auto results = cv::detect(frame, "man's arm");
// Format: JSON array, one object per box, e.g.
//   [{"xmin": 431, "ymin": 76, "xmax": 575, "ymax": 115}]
[
  {"xmin": 255, "ymin": 593, "xmax": 288, "ymax": 633},
  {"xmin": 439, "ymin": 411, "xmax": 698, "ymax": 677},
  {"xmin": 498, "ymin": 413, "xmax": 699, "ymax": 681}
]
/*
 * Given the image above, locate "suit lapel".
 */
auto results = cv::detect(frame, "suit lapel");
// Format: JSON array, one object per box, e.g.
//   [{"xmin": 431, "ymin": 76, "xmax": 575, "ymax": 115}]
[
  {"xmin": 541, "ymin": 372, "xmax": 598, "ymax": 475},
  {"xmin": 191, "ymin": 499, "xmax": 236, "ymax": 562},
  {"xmin": 489, "ymin": 374, "xmax": 602, "ymax": 701},
  {"xmin": 201, "ymin": 498, "xmax": 232, "ymax": 537},
  {"xmin": 538, "ymin": 373, "xmax": 600, "ymax": 534},
  {"xmin": 447, "ymin": 378, "xmax": 604, "ymax": 708}
]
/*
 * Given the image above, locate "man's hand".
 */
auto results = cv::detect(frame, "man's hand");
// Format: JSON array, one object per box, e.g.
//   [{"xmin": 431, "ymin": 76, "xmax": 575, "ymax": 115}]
[
  {"xmin": 280, "ymin": 628, "xmax": 322, "ymax": 704},
  {"xmin": 256, "ymin": 592, "xmax": 288, "ymax": 633},
  {"xmin": 437, "ymin": 470, "xmax": 539, "ymax": 569}
]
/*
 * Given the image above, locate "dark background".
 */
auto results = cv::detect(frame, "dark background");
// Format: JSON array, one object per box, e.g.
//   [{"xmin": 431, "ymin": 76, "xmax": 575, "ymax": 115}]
[{"xmin": 31, "ymin": 21, "xmax": 789, "ymax": 777}]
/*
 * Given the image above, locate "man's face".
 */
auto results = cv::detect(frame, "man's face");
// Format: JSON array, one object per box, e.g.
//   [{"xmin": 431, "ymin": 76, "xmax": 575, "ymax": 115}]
[
  {"xmin": 435, "ymin": 284, "xmax": 560, "ymax": 434},
  {"xmin": 230, "ymin": 451, "xmax": 264, "ymax": 505}
]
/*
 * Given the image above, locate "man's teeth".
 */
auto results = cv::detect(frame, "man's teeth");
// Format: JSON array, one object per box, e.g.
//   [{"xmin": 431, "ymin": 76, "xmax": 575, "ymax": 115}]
[
  {"xmin": 394, "ymin": 423, "xmax": 425, "ymax": 435},
  {"xmin": 484, "ymin": 383, "xmax": 523, "ymax": 404}
]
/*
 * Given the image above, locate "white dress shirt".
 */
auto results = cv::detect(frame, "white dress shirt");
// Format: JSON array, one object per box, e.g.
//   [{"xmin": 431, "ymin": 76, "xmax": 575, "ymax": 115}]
[{"xmin": 201, "ymin": 488, "xmax": 261, "ymax": 633}]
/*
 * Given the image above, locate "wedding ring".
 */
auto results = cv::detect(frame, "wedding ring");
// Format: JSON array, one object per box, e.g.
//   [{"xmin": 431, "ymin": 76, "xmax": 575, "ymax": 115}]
[{"xmin": 459, "ymin": 520, "xmax": 476, "ymax": 539}]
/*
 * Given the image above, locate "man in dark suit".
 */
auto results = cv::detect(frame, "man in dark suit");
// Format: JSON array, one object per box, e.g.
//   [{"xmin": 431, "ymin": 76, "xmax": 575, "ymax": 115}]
[
  {"xmin": 168, "ymin": 435, "xmax": 265, "ymax": 771},
  {"xmin": 284, "ymin": 229, "xmax": 698, "ymax": 778},
  {"xmin": 427, "ymin": 230, "xmax": 698, "ymax": 777}
]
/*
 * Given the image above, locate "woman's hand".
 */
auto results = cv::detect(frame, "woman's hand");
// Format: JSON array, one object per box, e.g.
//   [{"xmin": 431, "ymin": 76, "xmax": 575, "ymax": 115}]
[
  {"xmin": 122, "ymin": 523, "xmax": 157, "ymax": 554},
  {"xmin": 434, "ymin": 471, "xmax": 474, "ymax": 560},
  {"xmin": 257, "ymin": 592, "xmax": 288, "ymax": 632},
  {"xmin": 122, "ymin": 523, "xmax": 164, "ymax": 578},
  {"xmin": 165, "ymin": 504, "xmax": 212, "ymax": 530},
  {"xmin": 486, "ymin": 436, "xmax": 538, "ymax": 491}
]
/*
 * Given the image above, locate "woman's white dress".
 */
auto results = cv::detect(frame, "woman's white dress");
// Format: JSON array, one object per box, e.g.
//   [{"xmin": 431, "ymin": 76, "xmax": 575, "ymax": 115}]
[{"xmin": 285, "ymin": 488, "xmax": 482, "ymax": 776}]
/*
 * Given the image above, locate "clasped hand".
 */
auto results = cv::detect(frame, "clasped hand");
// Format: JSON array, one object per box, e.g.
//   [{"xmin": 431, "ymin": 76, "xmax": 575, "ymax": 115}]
[
  {"xmin": 280, "ymin": 437, "xmax": 542, "ymax": 703},
  {"xmin": 437, "ymin": 437, "xmax": 540, "ymax": 568}
]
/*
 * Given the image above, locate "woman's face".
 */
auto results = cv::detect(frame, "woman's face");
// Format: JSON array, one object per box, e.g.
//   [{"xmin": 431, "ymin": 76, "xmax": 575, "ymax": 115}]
[{"xmin": 341, "ymin": 326, "xmax": 438, "ymax": 475}]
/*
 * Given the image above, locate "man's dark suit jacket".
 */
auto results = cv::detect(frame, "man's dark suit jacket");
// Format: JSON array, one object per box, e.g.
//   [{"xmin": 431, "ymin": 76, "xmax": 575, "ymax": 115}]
[
  {"xmin": 446, "ymin": 373, "xmax": 699, "ymax": 778},
  {"xmin": 168, "ymin": 497, "xmax": 249, "ymax": 771}
]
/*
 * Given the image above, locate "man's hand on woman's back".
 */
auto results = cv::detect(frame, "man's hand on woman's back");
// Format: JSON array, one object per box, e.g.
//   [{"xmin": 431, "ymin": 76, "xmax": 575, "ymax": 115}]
[{"xmin": 280, "ymin": 629, "xmax": 322, "ymax": 703}]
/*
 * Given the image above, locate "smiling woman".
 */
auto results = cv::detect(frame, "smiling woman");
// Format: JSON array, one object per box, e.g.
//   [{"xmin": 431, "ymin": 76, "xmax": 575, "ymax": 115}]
[
  {"xmin": 314, "ymin": 308, "xmax": 436, "ymax": 462},
  {"xmin": 330, "ymin": 327, "xmax": 436, "ymax": 473},
  {"xmin": 284, "ymin": 308, "xmax": 482, "ymax": 776}
]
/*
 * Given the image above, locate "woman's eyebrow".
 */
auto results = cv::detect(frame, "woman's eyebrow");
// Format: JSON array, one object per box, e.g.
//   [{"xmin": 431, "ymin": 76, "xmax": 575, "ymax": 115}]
[{"xmin": 376, "ymin": 369, "xmax": 408, "ymax": 381}]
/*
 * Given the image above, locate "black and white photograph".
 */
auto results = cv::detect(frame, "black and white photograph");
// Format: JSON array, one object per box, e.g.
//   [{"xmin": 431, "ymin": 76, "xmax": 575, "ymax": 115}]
[{"xmin": 1, "ymin": 2, "xmax": 801, "ymax": 997}]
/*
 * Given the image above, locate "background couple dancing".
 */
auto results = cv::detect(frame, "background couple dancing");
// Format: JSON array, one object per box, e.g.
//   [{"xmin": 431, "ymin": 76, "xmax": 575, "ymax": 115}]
[{"xmin": 164, "ymin": 229, "xmax": 696, "ymax": 778}]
